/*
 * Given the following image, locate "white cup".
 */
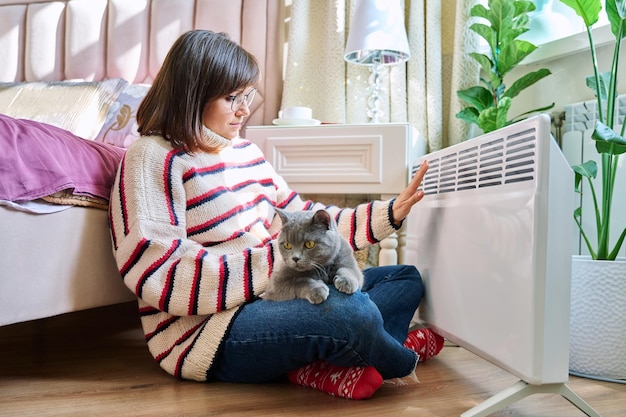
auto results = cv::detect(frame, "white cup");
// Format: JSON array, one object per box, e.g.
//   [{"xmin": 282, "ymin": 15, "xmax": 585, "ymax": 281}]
[{"xmin": 280, "ymin": 106, "xmax": 313, "ymax": 120}]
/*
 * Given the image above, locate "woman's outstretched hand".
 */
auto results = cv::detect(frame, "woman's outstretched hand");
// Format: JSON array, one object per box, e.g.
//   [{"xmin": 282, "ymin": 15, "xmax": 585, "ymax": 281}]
[{"xmin": 391, "ymin": 160, "xmax": 429, "ymax": 227}]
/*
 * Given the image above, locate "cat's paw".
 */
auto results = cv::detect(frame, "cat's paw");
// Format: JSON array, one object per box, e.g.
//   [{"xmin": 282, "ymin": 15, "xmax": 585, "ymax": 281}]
[
  {"xmin": 304, "ymin": 284, "xmax": 330, "ymax": 304},
  {"xmin": 334, "ymin": 274, "xmax": 359, "ymax": 295}
]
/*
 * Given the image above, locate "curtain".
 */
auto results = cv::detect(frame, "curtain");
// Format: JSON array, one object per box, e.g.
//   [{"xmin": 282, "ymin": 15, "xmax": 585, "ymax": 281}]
[{"xmin": 281, "ymin": 0, "xmax": 480, "ymax": 152}]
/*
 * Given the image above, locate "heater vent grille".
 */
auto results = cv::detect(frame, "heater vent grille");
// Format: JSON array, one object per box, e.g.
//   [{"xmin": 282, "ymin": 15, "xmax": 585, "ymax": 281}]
[{"xmin": 416, "ymin": 127, "xmax": 537, "ymax": 196}]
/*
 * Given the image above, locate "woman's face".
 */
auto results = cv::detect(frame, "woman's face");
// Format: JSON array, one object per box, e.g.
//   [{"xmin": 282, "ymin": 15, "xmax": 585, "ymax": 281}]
[{"xmin": 202, "ymin": 86, "xmax": 255, "ymax": 139}]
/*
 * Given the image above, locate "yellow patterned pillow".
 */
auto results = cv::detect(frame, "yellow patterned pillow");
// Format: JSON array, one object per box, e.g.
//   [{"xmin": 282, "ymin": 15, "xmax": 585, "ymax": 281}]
[{"xmin": 0, "ymin": 79, "xmax": 127, "ymax": 139}]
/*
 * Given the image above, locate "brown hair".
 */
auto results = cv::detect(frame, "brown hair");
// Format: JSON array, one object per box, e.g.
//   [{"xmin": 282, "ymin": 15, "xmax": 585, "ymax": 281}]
[{"xmin": 137, "ymin": 30, "xmax": 259, "ymax": 152}]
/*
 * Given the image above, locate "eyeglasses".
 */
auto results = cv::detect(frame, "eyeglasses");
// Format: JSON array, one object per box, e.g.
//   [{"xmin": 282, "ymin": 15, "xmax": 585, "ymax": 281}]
[{"xmin": 229, "ymin": 88, "xmax": 256, "ymax": 112}]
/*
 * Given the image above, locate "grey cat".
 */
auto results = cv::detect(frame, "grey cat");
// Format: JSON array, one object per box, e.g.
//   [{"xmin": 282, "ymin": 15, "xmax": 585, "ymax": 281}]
[{"xmin": 264, "ymin": 208, "xmax": 364, "ymax": 304}]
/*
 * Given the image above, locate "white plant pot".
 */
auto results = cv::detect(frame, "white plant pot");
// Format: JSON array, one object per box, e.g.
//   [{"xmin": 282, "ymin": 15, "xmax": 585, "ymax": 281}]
[{"xmin": 570, "ymin": 255, "xmax": 626, "ymax": 381}]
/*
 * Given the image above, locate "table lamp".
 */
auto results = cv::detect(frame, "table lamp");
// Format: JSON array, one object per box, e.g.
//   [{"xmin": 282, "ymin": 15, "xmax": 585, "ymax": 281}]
[{"xmin": 344, "ymin": 0, "xmax": 411, "ymax": 123}]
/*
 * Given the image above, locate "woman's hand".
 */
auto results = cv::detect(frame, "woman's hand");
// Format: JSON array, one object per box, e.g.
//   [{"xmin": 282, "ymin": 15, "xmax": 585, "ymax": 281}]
[{"xmin": 391, "ymin": 160, "xmax": 429, "ymax": 227}]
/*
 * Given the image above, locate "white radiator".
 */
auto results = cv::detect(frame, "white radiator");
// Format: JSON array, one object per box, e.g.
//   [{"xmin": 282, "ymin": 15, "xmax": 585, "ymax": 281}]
[
  {"xmin": 405, "ymin": 114, "xmax": 601, "ymax": 417},
  {"xmin": 563, "ymin": 94, "xmax": 626, "ymax": 133}
]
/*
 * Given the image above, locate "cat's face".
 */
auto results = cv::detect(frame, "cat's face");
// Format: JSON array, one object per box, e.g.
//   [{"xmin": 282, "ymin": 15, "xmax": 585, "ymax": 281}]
[{"xmin": 276, "ymin": 209, "xmax": 338, "ymax": 271}]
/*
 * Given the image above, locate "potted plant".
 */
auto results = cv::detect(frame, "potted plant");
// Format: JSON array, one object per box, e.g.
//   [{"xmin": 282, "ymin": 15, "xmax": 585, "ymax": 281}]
[
  {"xmin": 456, "ymin": 0, "xmax": 555, "ymax": 134},
  {"xmin": 559, "ymin": 0, "xmax": 626, "ymax": 381}
]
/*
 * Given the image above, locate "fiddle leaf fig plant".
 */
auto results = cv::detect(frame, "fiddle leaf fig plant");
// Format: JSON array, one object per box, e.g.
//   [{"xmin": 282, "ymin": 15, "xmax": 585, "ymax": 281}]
[
  {"xmin": 560, "ymin": 0, "xmax": 626, "ymax": 260},
  {"xmin": 456, "ymin": 0, "xmax": 554, "ymax": 133}
]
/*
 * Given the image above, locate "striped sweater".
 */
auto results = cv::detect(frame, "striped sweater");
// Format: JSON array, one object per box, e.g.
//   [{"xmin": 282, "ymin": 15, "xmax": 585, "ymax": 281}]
[{"xmin": 108, "ymin": 135, "xmax": 400, "ymax": 381}]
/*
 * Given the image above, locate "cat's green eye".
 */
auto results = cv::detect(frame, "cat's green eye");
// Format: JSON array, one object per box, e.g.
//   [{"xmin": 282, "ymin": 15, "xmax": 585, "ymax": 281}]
[
  {"xmin": 304, "ymin": 240, "xmax": 315, "ymax": 249},
  {"xmin": 283, "ymin": 242, "xmax": 292, "ymax": 250}
]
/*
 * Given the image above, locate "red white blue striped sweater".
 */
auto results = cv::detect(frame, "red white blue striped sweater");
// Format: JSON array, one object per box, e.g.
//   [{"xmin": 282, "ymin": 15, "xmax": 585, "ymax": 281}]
[{"xmin": 108, "ymin": 135, "xmax": 400, "ymax": 381}]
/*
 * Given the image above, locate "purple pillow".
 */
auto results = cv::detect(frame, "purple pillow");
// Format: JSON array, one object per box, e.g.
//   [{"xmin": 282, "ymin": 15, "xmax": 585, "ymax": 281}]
[{"xmin": 0, "ymin": 114, "xmax": 125, "ymax": 201}]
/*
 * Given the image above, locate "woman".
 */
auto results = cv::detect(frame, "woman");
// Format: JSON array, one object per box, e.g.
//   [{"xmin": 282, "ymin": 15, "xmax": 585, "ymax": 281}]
[{"xmin": 109, "ymin": 30, "xmax": 442, "ymax": 400}]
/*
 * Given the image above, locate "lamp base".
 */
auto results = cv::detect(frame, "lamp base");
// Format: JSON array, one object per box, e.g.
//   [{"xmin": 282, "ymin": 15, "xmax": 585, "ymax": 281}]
[{"xmin": 366, "ymin": 61, "xmax": 386, "ymax": 123}]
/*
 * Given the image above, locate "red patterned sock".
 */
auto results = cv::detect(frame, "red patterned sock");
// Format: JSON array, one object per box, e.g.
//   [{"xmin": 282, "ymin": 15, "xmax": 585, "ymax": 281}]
[
  {"xmin": 404, "ymin": 328, "xmax": 444, "ymax": 362},
  {"xmin": 287, "ymin": 361, "xmax": 383, "ymax": 400}
]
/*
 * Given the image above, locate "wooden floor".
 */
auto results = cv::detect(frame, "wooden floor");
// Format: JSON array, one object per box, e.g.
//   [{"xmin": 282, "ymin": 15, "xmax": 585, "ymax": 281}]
[{"xmin": 1, "ymin": 302, "xmax": 624, "ymax": 417}]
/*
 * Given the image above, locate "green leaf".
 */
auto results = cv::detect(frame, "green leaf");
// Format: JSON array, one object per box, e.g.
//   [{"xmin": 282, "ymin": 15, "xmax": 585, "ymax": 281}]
[
  {"xmin": 572, "ymin": 160, "xmax": 598, "ymax": 181},
  {"xmin": 470, "ymin": 3, "xmax": 490, "ymax": 20},
  {"xmin": 513, "ymin": 0, "xmax": 536, "ymax": 16},
  {"xmin": 495, "ymin": 96, "xmax": 512, "ymax": 128},
  {"xmin": 496, "ymin": 1, "xmax": 534, "ymax": 41},
  {"xmin": 476, "ymin": 96, "xmax": 512, "ymax": 133},
  {"xmin": 470, "ymin": 23, "xmax": 497, "ymax": 52},
  {"xmin": 469, "ymin": 52, "xmax": 494, "ymax": 75},
  {"xmin": 606, "ymin": 0, "xmax": 626, "ymax": 40},
  {"xmin": 479, "ymin": 0, "xmax": 515, "ymax": 33},
  {"xmin": 477, "ymin": 107, "xmax": 499, "ymax": 133},
  {"xmin": 497, "ymin": 40, "xmax": 537, "ymax": 76},
  {"xmin": 574, "ymin": 205, "xmax": 582, "ymax": 219},
  {"xmin": 501, "ymin": 27, "xmax": 529, "ymax": 45},
  {"xmin": 592, "ymin": 121, "xmax": 626, "ymax": 154},
  {"xmin": 585, "ymin": 72, "xmax": 612, "ymax": 101},
  {"xmin": 455, "ymin": 107, "xmax": 480, "ymax": 124},
  {"xmin": 457, "ymin": 86, "xmax": 494, "ymax": 111},
  {"xmin": 503, "ymin": 68, "xmax": 552, "ymax": 99},
  {"xmin": 573, "ymin": 160, "xmax": 598, "ymax": 196},
  {"xmin": 559, "ymin": 0, "xmax": 602, "ymax": 27}
]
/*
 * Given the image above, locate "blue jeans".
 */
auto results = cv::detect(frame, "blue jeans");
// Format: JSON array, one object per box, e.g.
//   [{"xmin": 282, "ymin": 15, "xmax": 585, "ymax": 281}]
[{"xmin": 212, "ymin": 264, "xmax": 423, "ymax": 382}]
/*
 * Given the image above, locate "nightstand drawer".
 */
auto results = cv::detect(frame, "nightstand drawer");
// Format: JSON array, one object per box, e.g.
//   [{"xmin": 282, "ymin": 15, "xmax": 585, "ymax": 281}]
[{"xmin": 244, "ymin": 123, "xmax": 425, "ymax": 194}]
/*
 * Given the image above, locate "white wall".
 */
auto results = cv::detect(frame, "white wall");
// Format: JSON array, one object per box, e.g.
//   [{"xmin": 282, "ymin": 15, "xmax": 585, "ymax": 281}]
[{"xmin": 509, "ymin": 37, "xmax": 625, "ymax": 120}]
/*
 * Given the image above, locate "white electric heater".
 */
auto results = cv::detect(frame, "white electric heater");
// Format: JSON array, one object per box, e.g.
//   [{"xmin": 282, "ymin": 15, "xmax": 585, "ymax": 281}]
[{"xmin": 404, "ymin": 114, "xmax": 601, "ymax": 417}]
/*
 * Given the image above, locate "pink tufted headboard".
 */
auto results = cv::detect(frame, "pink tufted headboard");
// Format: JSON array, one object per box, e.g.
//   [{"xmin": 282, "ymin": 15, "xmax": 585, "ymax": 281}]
[{"xmin": 0, "ymin": 0, "xmax": 284, "ymax": 126}]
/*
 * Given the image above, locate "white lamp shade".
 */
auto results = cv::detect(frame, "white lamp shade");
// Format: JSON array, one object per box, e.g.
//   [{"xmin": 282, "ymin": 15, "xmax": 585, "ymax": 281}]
[{"xmin": 344, "ymin": 0, "xmax": 410, "ymax": 66}]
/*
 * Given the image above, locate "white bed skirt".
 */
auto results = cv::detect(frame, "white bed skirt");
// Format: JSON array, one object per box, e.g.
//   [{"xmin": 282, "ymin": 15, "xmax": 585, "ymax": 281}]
[{"xmin": 0, "ymin": 206, "xmax": 135, "ymax": 326}]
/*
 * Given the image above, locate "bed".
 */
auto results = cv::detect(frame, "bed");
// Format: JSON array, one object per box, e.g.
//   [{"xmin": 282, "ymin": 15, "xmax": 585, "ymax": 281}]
[{"xmin": 0, "ymin": 0, "xmax": 284, "ymax": 326}]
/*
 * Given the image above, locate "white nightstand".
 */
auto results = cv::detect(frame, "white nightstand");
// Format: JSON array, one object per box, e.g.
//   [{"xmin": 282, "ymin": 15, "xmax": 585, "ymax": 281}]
[{"xmin": 244, "ymin": 123, "xmax": 426, "ymax": 266}]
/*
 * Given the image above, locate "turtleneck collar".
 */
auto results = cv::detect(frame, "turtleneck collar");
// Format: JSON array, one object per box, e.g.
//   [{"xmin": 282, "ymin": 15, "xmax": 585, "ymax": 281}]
[{"xmin": 199, "ymin": 125, "xmax": 233, "ymax": 151}]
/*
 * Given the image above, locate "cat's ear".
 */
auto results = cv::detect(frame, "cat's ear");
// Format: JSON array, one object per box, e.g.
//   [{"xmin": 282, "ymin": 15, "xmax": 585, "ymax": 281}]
[
  {"xmin": 275, "ymin": 207, "xmax": 290, "ymax": 225},
  {"xmin": 312, "ymin": 209, "xmax": 333, "ymax": 230}
]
